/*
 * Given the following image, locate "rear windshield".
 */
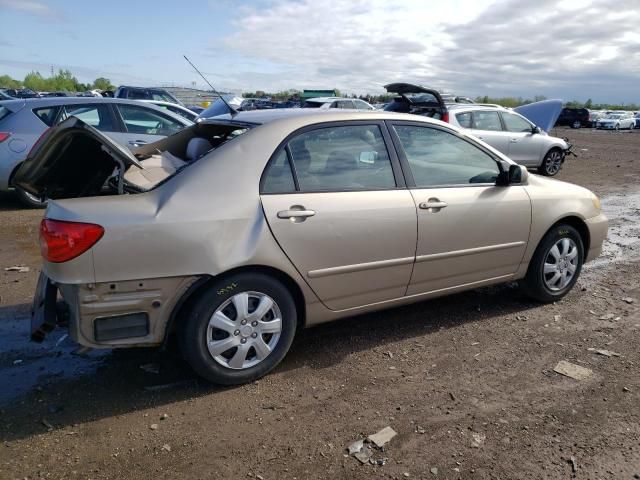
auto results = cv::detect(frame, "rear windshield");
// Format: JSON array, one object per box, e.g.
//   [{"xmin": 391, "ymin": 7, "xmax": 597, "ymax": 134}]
[
  {"xmin": 302, "ymin": 101, "xmax": 323, "ymax": 108},
  {"xmin": 0, "ymin": 106, "xmax": 12, "ymax": 123},
  {"xmin": 404, "ymin": 93, "xmax": 440, "ymax": 104}
]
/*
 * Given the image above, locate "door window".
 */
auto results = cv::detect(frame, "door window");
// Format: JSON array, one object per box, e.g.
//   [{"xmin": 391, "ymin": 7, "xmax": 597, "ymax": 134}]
[
  {"xmin": 117, "ymin": 104, "xmax": 184, "ymax": 136},
  {"xmin": 33, "ymin": 106, "xmax": 60, "ymax": 127},
  {"xmin": 287, "ymin": 124, "xmax": 396, "ymax": 191},
  {"xmin": 58, "ymin": 104, "xmax": 114, "ymax": 131},
  {"xmin": 501, "ymin": 112, "xmax": 533, "ymax": 132},
  {"xmin": 472, "ymin": 111, "xmax": 503, "ymax": 131},
  {"xmin": 261, "ymin": 149, "xmax": 296, "ymax": 193},
  {"xmin": 456, "ymin": 112, "xmax": 472, "ymax": 128},
  {"xmin": 334, "ymin": 100, "xmax": 355, "ymax": 109},
  {"xmin": 354, "ymin": 99, "xmax": 372, "ymax": 110},
  {"xmin": 393, "ymin": 125, "xmax": 500, "ymax": 187}
]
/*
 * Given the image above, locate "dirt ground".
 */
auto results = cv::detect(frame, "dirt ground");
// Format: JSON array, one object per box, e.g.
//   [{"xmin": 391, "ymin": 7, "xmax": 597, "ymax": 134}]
[{"xmin": 1, "ymin": 127, "xmax": 640, "ymax": 480}]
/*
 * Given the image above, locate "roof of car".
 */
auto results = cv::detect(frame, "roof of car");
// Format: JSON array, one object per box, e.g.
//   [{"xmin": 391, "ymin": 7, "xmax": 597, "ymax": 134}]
[
  {"xmin": 304, "ymin": 97, "xmax": 355, "ymax": 103},
  {"xmin": 0, "ymin": 97, "xmax": 193, "ymax": 124},
  {"xmin": 447, "ymin": 104, "xmax": 507, "ymax": 112},
  {"xmin": 202, "ymin": 107, "xmax": 443, "ymax": 128}
]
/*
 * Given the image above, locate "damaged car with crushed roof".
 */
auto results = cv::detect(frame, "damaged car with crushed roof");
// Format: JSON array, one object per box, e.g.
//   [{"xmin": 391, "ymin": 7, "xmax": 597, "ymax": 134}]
[{"xmin": 14, "ymin": 108, "xmax": 607, "ymax": 385}]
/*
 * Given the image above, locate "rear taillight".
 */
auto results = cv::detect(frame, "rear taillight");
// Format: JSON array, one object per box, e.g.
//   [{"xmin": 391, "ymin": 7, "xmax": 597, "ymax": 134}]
[
  {"xmin": 441, "ymin": 112, "xmax": 450, "ymax": 123},
  {"xmin": 40, "ymin": 219, "xmax": 104, "ymax": 263},
  {"xmin": 0, "ymin": 132, "xmax": 10, "ymax": 142}
]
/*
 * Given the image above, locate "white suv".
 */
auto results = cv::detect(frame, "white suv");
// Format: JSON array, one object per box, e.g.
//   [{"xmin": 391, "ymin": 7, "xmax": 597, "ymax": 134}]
[{"xmin": 447, "ymin": 105, "xmax": 572, "ymax": 176}]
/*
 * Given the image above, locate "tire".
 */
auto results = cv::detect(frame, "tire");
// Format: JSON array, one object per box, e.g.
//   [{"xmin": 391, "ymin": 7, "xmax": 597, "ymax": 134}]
[
  {"xmin": 179, "ymin": 272, "xmax": 297, "ymax": 385},
  {"xmin": 521, "ymin": 224, "xmax": 584, "ymax": 303},
  {"xmin": 629, "ymin": 122, "xmax": 634, "ymax": 130},
  {"xmin": 15, "ymin": 187, "xmax": 47, "ymax": 208},
  {"xmin": 538, "ymin": 148, "xmax": 563, "ymax": 176},
  {"xmin": 571, "ymin": 120, "xmax": 581, "ymax": 129},
  {"xmin": 614, "ymin": 124, "xmax": 620, "ymax": 131}
]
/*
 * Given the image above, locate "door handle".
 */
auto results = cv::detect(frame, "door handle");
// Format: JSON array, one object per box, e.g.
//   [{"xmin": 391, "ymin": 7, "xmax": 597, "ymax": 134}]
[
  {"xmin": 419, "ymin": 200, "xmax": 448, "ymax": 210},
  {"xmin": 477, "ymin": 136, "xmax": 484, "ymax": 140},
  {"xmin": 277, "ymin": 206, "xmax": 316, "ymax": 222},
  {"xmin": 510, "ymin": 138, "xmax": 519, "ymax": 143}
]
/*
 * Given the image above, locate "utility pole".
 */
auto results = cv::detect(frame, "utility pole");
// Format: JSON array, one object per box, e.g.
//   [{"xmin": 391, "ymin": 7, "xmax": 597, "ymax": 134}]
[{"xmin": 50, "ymin": 65, "xmax": 54, "ymax": 77}]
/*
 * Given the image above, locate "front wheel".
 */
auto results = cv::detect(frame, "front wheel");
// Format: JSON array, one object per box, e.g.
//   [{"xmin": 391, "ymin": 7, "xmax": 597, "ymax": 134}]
[
  {"xmin": 629, "ymin": 122, "xmax": 634, "ymax": 130},
  {"xmin": 538, "ymin": 149, "xmax": 563, "ymax": 176},
  {"xmin": 179, "ymin": 273, "xmax": 297, "ymax": 385},
  {"xmin": 521, "ymin": 224, "xmax": 584, "ymax": 303}
]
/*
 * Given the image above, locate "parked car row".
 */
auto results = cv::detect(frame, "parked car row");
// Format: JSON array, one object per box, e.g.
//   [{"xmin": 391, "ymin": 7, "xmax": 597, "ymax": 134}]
[
  {"xmin": 555, "ymin": 107, "xmax": 638, "ymax": 129},
  {"xmin": 0, "ymin": 97, "xmax": 193, "ymax": 206}
]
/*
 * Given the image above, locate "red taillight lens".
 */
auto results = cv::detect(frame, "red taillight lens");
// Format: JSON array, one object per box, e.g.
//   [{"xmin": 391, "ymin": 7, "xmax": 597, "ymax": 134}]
[
  {"xmin": 441, "ymin": 112, "xmax": 450, "ymax": 123},
  {"xmin": 0, "ymin": 132, "xmax": 10, "ymax": 142},
  {"xmin": 39, "ymin": 219, "xmax": 104, "ymax": 263}
]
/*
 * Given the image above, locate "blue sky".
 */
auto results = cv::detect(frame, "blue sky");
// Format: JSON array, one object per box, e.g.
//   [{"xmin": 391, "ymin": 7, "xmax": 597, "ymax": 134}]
[{"xmin": 1, "ymin": 0, "xmax": 639, "ymax": 103}]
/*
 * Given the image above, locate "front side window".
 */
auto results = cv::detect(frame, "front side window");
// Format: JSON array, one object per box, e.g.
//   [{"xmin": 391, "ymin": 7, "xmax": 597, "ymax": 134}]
[
  {"xmin": 501, "ymin": 112, "xmax": 533, "ymax": 132},
  {"xmin": 59, "ymin": 104, "xmax": 114, "ymax": 131},
  {"xmin": 334, "ymin": 100, "xmax": 355, "ymax": 109},
  {"xmin": 393, "ymin": 125, "xmax": 500, "ymax": 187},
  {"xmin": 287, "ymin": 124, "xmax": 396, "ymax": 192},
  {"xmin": 471, "ymin": 111, "xmax": 503, "ymax": 131},
  {"xmin": 117, "ymin": 104, "xmax": 184, "ymax": 136},
  {"xmin": 354, "ymin": 100, "xmax": 372, "ymax": 110}
]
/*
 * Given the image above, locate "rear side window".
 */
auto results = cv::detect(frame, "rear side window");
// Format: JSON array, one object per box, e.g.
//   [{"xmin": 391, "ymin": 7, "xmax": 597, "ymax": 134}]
[
  {"xmin": 59, "ymin": 104, "xmax": 114, "ymax": 132},
  {"xmin": 32, "ymin": 107, "xmax": 60, "ymax": 126},
  {"xmin": 472, "ymin": 111, "xmax": 502, "ymax": 131},
  {"xmin": 288, "ymin": 124, "xmax": 396, "ymax": 192},
  {"xmin": 261, "ymin": 150, "xmax": 296, "ymax": 193},
  {"xmin": 456, "ymin": 112, "xmax": 472, "ymax": 128}
]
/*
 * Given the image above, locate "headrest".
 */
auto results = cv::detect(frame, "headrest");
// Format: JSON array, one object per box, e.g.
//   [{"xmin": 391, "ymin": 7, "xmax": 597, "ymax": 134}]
[{"xmin": 185, "ymin": 137, "xmax": 213, "ymax": 161}]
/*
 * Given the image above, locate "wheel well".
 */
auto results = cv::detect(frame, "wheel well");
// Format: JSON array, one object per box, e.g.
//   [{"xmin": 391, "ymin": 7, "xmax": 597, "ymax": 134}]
[
  {"xmin": 163, "ymin": 265, "xmax": 307, "ymax": 346},
  {"xmin": 550, "ymin": 216, "xmax": 590, "ymax": 260}
]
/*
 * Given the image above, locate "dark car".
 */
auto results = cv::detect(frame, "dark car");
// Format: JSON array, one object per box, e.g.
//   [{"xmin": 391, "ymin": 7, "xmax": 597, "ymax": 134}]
[
  {"xmin": 114, "ymin": 86, "xmax": 182, "ymax": 106},
  {"xmin": 555, "ymin": 108, "xmax": 590, "ymax": 128},
  {"xmin": 635, "ymin": 113, "xmax": 640, "ymax": 129},
  {"xmin": 4, "ymin": 88, "xmax": 40, "ymax": 99},
  {"xmin": 383, "ymin": 83, "xmax": 448, "ymax": 121},
  {"xmin": 0, "ymin": 89, "xmax": 15, "ymax": 100}
]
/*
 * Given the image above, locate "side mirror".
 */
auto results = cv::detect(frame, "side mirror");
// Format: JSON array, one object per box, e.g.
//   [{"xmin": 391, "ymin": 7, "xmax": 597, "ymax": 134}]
[
  {"xmin": 532, "ymin": 126, "xmax": 541, "ymax": 134},
  {"xmin": 496, "ymin": 161, "xmax": 526, "ymax": 186}
]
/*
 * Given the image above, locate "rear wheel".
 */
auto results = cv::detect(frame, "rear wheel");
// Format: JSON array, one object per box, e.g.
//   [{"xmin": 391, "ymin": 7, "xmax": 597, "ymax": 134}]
[
  {"xmin": 629, "ymin": 122, "xmax": 634, "ymax": 130},
  {"xmin": 15, "ymin": 187, "xmax": 47, "ymax": 208},
  {"xmin": 521, "ymin": 224, "xmax": 584, "ymax": 303},
  {"xmin": 538, "ymin": 148, "xmax": 563, "ymax": 176},
  {"xmin": 571, "ymin": 120, "xmax": 581, "ymax": 129},
  {"xmin": 179, "ymin": 273, "xmax": 297, "ymax": 385}
]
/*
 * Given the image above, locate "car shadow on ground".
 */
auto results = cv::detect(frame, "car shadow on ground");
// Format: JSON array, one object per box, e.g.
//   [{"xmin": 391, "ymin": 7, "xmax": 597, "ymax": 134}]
[
  {"xmin": 0, "ymin": 191, "xmax": 31, "ymax": 212},
  {"xmin": 0, "ymin": 283, "xmax": 541, "ymax": 442}
]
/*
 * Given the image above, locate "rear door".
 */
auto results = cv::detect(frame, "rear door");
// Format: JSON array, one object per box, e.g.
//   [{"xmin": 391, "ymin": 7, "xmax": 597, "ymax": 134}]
[
  {"xmin": 260, "ymin": 121, "xmax": 417, "ymax": 310},
  {"xmin": 500, "ymin": 111, "xmax": 545, "ymax": 166},
  {"xmin": 467, "ymin": 110, "xmax": 510, "ymax": 154},
  {"xmin": 114, "ymin": 103, "xmax": 187, "ymax": 147},
  {"xmin": 388, "ymin": 121, "xmax": 531, "ymax": 295}
]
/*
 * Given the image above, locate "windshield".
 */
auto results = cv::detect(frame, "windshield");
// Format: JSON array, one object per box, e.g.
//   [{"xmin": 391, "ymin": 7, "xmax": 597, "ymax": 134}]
[{"xmin": 605, "ymin": 114, "xmax": 623, "ymax": 119}]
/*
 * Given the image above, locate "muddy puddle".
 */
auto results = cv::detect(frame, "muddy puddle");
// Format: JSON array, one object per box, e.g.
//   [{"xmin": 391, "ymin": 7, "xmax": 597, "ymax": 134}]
[{"xmin": 0, "ymin": 307, "xmax": 109, "ymax": 405}]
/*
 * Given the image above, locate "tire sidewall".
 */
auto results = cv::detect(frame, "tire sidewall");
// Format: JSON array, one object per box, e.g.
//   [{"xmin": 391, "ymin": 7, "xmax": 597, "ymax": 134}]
[
  {"xmin": 541, "ymin": 149, "xmax": 562, "ymax": 176},
  {"xmin": 181, "ymin": 273, "xmax": 297, "ymax": 385},
  {"xmin": 526, "ymin": 224, "xmax": 584, "ymax": 302},
  {"xmin": 15, "ymin": 188, "xmax": 47, "ymax": 208}
]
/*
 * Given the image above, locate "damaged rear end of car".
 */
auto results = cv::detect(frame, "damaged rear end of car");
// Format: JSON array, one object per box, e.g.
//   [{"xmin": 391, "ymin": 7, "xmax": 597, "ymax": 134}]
[{"xmin": 15, "ymin": 116, "xmax": 254, "ymax": 347}]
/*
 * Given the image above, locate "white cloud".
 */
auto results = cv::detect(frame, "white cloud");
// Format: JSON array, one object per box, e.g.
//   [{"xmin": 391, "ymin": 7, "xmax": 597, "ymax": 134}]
[
  {"xmin": 215, "ymin": 0, "xmax": 640, "ymax": 102},
  {"xmin": 0, "ymin": 0, "xmax": 64, "ymax": 20}
]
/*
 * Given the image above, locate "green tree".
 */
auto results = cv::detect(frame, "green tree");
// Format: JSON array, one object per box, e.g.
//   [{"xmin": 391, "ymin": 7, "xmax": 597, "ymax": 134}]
[
  {"xmin": 0, "ymin": 74, "xmax": 21, "ymax": 89},
  {"xmin": 92, "ymin": 77, "xmax": 114, "ymax": 91},
  {"xmin": 584, "ymin": 98, "xmax": 593, "ymax": 109}
]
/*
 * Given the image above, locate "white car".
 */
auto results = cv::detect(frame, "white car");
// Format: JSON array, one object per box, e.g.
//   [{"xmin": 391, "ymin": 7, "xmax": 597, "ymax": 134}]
[
  {"xmin": 595, "ymin": 113, "xmax": 635, "ymax": 130},
  {"xmin": 302, "ymin": 97, "xmax": 375, "ymax": 110},
  {"xmin": 447, "ymin": 105, "xmax": 572, "ymax": 176}
]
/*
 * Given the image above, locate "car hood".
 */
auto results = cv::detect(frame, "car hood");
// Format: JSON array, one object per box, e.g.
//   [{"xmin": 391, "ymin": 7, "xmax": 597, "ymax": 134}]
[
  {"xmin": 13, "ymin": 116, "xmax": 142, "ymax": 200},
  {"xmin": 514, "ymin": 99, "xmax": 563, "ymax": 132}
]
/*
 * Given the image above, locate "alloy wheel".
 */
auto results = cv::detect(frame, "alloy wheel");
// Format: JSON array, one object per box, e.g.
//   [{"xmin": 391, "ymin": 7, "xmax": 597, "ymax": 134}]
[
  {"xmin": 544, "ymin": 151, "xmax": 563, "ymax": 175},
  {"xmin": 206, "ymin": 291, "xmax": 282, "ymax": 370},
  {"xmin": 543, "ymin": 238, "xmax": 578, "ymax": 291}
]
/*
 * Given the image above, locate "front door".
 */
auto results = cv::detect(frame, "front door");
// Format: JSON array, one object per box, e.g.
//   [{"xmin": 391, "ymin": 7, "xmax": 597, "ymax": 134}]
[
  {"xmin": 501, "ymin": 111, "xmax": 545, "ymax": 166},
  {"xmin": 260, "ymin": 122, "xmax": 417, "ymax": 310},
  {"xmin": 468, "ymin": 109, "xmax": 511, "ymax": 154},
  {"xmin": 388, "ymin": 122, "xmax": 532, "ymax": 296}
]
